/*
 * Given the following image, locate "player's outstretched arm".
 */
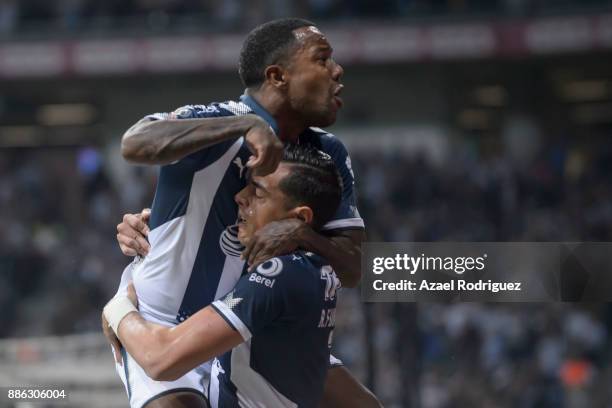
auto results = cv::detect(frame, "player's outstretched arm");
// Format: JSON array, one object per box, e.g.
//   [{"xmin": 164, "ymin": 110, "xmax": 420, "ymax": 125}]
[
  {"xmin": 121, "ymin": 114, "xmax": 282, "ymax": 174},
  {"xmin": 243, "ymin": 220, "xmax": 365, "ymax": 288},
  {"xmin": 104, "ymin": 287, "xmax": 242, "ymax": 382}
]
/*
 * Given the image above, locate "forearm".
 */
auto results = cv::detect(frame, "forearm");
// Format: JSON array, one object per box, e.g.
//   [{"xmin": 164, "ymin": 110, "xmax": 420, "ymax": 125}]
[
  {"xmin": 115, "ymin": 306, "xmax": 242, "ymax": 381},
  {"xmin": 121, "ymin": 115, "xmax": 263, "ymax": 164},
  {"xmin": 116, "ymin": 313, "xmax": 175, "ymax": 379},
  {"xmin": 298, "ymin": 228, "xmax": 365, "ymax": 288}
]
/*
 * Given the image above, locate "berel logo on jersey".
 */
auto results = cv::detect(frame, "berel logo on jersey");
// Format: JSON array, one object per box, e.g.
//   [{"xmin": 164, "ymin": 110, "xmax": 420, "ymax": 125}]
[
  {"xmin": 256, "ymin": 258, "xmax": 283, "ymax": 277},
  {"xmin": 249, "ymin": 273, "xmax": 275, "ymax": 288}
]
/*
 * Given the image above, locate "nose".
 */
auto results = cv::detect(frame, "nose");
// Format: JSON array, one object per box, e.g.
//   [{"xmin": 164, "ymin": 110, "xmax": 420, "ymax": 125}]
[
  {"xmin": 235, "ymin": 185, "xmax": 250, "ymax": 208},
  {"xmin": 332, "ymin": 60, "xmax": 344, "ymax": 82}
]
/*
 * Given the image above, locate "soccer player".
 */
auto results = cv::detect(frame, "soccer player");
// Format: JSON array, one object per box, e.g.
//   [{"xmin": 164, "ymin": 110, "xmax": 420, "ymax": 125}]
[
  {"xmin": 105, "ymin": 145, "xmax": 344, "ymax": 407},
  {"xmin": 109, "ymin": 18, "xmax": 378, "ymax": 408}
]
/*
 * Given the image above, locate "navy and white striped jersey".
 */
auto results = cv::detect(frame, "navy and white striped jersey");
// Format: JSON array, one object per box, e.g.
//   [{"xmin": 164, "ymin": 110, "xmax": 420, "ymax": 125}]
[
  {"xmin": 123, "ymin": 94, "xmax": 364, "ymax": 326},
  {"xmin": 209, "ymin": 252, "xmax": 340, "ymax": 408}
]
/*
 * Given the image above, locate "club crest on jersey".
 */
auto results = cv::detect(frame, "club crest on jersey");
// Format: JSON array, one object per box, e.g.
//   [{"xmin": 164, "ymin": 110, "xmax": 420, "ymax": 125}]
[{"xmin": 256, "ymin": 258, "xmax": 283, "ymax": 277}]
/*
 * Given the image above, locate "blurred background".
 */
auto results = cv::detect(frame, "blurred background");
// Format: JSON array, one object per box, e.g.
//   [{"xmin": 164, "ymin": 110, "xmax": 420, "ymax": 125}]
[{"xmin": 2, "ymin": 0, "xmax": 612, "ymax": 407}]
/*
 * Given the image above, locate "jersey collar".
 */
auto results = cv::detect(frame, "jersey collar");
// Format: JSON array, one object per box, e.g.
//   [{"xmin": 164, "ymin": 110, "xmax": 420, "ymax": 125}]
[{"xmin": 240, "ymin": 93, "xmax": 280, "ymax": 135}]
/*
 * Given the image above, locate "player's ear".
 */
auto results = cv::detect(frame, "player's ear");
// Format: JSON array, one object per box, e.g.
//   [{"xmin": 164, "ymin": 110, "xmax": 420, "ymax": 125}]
[
  {"xmin": 292, "ymin": 206, "xmax": 313, "ymax": 226},
  {"xmin": 264, "ymin": 65, "xmax": 287, "ymax": 89}
]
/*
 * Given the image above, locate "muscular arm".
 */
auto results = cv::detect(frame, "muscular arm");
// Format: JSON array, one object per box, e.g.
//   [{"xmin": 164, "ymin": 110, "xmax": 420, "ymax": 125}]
[
  {"xmin": 121, "ymin": 114, "xmax": 278, "ymax": 165},
  {"xmin": 116, "ymin": 307, "xmax": 242, "ymax": 381},
  {"xmin": 244, "ymin": 222, "xmax": 365, "ymax": 288},
  {"xmin": 298, "ymin": 228, "xmax": 365, "ymax": 288}
]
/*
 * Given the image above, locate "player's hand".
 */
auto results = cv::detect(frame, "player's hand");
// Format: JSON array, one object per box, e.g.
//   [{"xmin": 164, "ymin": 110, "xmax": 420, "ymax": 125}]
[
  {"xmin": 242, "ymin": 219, "xmax": 305, "ymax": 270},
  {"xmin": 245, "ymin": 117, "xmax": 283, "ymax": 177},
  {"xmin": 101, "ymin": 311, "xmax": 123, "ymax": 365},
  {"xmin": 117, "ymin": 208, "xmax": 151, "ymax": 256}
]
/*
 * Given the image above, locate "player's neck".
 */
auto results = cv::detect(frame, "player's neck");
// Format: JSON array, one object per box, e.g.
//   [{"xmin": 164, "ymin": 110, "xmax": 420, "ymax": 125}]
[{"xmin": 248, "ymin": 89, "xmax": 305, "ymax": 143}]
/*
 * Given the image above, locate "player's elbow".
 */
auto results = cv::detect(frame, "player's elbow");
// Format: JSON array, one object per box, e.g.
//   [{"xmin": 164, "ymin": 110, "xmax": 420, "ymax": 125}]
[
  {"xmin": 145, "ymin": 364, "xmax": 166, "ymax": 382},
  {"xmin": 121, "ymin": 128, "xmax": 146, "ymax": 163},
  {"xmin": 121, "ymin": 121, "xmax": 161, "ymax": 164},
  {"xmin": 147, "ymin": 366, "xmax": 181, "ymax": 382},
  {"xmin": 141, "ymin": 332, "xmax": 186, "ymax": 381},
  {"xmin": 145, "ymin": 358, "xmax": 183, "ymax": 382}
]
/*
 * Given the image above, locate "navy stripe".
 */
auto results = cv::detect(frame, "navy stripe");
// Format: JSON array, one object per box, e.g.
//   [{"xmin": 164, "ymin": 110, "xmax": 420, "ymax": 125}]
[
  {"xmin": 150, "ymin": 138, "xmax": 238, "ymax": 230},
  {"xmin": 215, "ymin": 351, "xmax": 239, "ymax": 407},
  {"xmin": 149, "ymin": 106, "xmax": 238, "ymax": 230},
  {"xmin": 176, "ymin": 146, "xmax": 249, "ymax": 319}
]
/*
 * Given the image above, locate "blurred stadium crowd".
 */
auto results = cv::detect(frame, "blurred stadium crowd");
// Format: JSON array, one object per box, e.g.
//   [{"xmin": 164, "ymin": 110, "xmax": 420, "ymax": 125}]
[
  {"xmin": 2, "ymin": 132, "xmax": 612, "ymax": 405},
  {"xmin": 1, "ymin": 0, "xmax": 612, "ymax": 35},
  {"xmin": 2, "ymin": 0, "xmax": 612, "ymax": 407}
]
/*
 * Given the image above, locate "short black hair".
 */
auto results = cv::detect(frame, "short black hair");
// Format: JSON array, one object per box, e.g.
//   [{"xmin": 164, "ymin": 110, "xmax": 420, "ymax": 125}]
[
  {"xmin": 279, "ymin": 144, "xmax": 342, "ymax": 230},
  {"xmin": 239, "ymin": 18, "xmax": 315, "ymax": 88}
]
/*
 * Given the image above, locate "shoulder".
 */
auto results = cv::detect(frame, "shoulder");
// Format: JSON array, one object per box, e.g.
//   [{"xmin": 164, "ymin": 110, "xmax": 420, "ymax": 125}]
[
  {"xmin": 253, "ymin": 253, "xmax": 315, "ymax": 279},
  {"xmin": 145, "ymin": 100, "xmax": 252, "ymax": 121},
  {"xmin": 301, "ymin": 128, "xmax": 351, "ymax": 174},
  {"xmin": 250, "ymin": 253, "xmax": 321, "ymax": 291},
  {"xmin": 303, "ymin": 128, "xmax": 356, "ymax": 186},
  {"xmin": 172, "ymin": 104, "xmax": 222, "ymax": 118},
  {"xmin": 304, "ymin": 127, "xmax": 348, "ymax": 155},
  {"xmin": 174, "ymin": 100, "xmax": 253, "ymax": 118}
]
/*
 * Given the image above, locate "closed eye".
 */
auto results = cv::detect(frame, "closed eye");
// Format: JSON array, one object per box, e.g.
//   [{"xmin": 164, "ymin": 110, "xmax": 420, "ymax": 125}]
[{"xmin": 251, "ymin": 180, "xmax": 267, "ymax": 198}]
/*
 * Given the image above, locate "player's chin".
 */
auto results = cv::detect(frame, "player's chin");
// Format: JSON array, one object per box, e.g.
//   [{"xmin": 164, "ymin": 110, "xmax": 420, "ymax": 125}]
[
  {"xmin": 237, "ymin": 228, "xmax": 250, "ymax": 246},
  {"xmin": 313, "ymin": 111, "xmax": 337, "ymax": 128}
]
